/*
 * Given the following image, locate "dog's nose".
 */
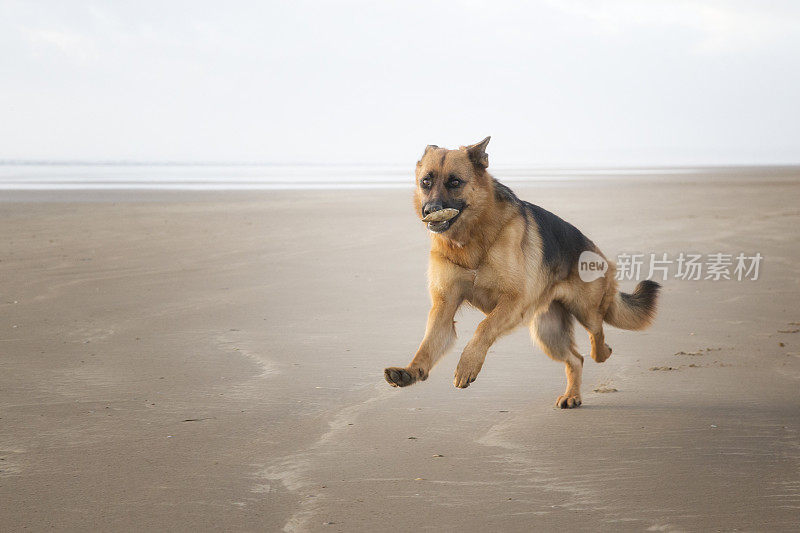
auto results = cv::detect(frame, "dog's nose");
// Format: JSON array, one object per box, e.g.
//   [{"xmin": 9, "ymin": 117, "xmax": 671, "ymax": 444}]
[{"xmin": 423, "ymin": 201, "xmax": 443, "ymax": 216}]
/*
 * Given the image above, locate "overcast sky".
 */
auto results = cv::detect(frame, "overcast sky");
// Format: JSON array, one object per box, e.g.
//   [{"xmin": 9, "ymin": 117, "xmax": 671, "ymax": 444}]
[{"xmin": 1, "ymin": 1, "xmax": 799, "ymax": 166}]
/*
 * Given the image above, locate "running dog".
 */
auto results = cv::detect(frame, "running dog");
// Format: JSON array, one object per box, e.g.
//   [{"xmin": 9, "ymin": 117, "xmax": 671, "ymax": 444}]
[{"xmin": 383, "ymin": 136, "xmax": 660, "ymax": 408}]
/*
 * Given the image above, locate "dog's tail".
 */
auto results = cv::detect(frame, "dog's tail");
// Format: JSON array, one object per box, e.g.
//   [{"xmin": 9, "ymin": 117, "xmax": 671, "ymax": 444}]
[{"xmin": 604, "ymin": 280, "xmax": 661, "ymax": 330}]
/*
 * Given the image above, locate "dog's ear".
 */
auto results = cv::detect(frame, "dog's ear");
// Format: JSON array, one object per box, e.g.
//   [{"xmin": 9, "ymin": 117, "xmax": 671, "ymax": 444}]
[
  {"xmin": 462, "ymin": 136, "xmax": 490, "ymax": 168},
  {"xmin": 417, "ymin": 144, "xmax": 439, "ymax": 167}
]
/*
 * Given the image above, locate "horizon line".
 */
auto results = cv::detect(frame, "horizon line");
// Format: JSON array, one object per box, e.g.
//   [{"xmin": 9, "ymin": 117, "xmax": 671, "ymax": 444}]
[{"xmin": 2, "ymin": 160, "xmax": 800, "ymax": 170}]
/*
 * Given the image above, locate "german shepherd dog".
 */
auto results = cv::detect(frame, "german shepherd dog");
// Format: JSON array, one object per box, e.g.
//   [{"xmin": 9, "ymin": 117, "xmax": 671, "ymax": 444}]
[{"xmin": 384, "ymin": 137, "xmax": 660, "ymax": 408}]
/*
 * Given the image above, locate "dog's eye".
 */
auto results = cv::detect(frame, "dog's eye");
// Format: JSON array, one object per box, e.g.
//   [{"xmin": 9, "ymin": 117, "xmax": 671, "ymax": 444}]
[
  {"xmin": 420, "ymin": 175, "xmax": 432, "ymax": 189},
  {"xmin": 446, "ymin": 176, "xmax": 462, "ymax": 188}
]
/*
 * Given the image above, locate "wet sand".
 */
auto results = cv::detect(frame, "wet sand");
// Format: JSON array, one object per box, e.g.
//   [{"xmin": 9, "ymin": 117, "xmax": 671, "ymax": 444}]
[{"xmin": 1, "ymin": 172, "xmax": 799, "ymax": 531}]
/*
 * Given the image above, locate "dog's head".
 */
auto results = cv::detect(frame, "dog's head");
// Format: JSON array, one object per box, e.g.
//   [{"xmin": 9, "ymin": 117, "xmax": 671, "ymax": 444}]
[{"xmin": 413, "ymin": 136, "xmax": 493, "ymax": 236}]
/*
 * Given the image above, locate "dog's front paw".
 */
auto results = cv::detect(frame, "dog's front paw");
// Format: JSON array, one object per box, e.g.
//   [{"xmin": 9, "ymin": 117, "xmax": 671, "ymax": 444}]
[
  {"xmin": 453, "ymin": 358, "xmax": 482, "ymax": 389},
  {"xmin": 384, "ymin": 367, "xmax": 426, "ymax": 387},
  {"xmin": 555, "ymin": 395, "xmax": 582, "ymax": 409}
]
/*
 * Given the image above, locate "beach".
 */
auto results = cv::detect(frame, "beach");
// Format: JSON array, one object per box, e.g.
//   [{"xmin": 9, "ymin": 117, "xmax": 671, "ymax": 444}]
[{"xmin": 1, "ymin": 171, "xmax": 799, "ymax": 531}]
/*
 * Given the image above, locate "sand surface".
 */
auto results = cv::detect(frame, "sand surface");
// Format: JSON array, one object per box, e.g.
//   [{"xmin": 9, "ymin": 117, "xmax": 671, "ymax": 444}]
[{"xmin": 1, "ymin": 173, "xmax": 799, "ymax": 531}]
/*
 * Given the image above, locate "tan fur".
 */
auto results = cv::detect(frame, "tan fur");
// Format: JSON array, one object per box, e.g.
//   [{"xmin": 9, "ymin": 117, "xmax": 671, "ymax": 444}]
[{"xmin": 384, "ymin": 137, "xmax": 658, "ymax": 408}]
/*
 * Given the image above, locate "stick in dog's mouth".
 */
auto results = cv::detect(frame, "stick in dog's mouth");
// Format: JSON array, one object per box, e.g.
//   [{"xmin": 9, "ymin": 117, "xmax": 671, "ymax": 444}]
[
  {"xmin": 421, "ymin": 208, "xmax": 460, "ymax": 223},
  {"xmin": 423, "ymin": 208, "xmax": 461, "ymax": 233}
]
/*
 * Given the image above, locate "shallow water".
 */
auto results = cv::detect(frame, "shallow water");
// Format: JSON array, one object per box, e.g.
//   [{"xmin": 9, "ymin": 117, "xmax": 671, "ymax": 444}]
[{"xmin": 0, "ymin": 163, "xmax": 716, "ymax": 191}]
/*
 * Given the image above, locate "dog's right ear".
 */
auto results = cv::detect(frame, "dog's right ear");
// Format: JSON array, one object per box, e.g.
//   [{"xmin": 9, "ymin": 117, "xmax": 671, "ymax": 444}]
[{"xmin": 417, "ymin": 144, "xmax": 439, "ymax": 167}]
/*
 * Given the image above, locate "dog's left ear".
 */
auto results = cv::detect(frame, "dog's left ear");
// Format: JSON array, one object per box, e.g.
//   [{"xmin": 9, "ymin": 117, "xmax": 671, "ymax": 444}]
[{"xmin": 462, "ymin": 136, "xmax": 491, "ymax": 168}]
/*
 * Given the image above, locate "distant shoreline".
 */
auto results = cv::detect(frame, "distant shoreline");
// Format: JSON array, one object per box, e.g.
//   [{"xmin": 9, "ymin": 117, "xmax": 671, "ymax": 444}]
[{"xmin": 1, "ymin": 164, "xmax": 798, "ymax": 192}]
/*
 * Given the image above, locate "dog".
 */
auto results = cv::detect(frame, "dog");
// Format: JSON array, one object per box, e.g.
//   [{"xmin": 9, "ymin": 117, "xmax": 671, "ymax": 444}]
[{"xmin": 383, "ymin": 136, "xmax": 660, "ymax": 408}]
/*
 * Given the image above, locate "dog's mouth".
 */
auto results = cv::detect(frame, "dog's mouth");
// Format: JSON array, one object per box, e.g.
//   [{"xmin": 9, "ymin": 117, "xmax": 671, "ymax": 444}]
[{"xmin": 426, "ymin": 210, "xmax": 462, "ymax": 233}]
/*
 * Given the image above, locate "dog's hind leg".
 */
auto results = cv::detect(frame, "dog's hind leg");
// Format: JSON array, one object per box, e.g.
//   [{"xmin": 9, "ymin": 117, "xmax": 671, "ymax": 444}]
[
  {"xmin": 531, "ymin": 300, "xmax": 584, "ymax": 408},
  {"xmin": 578, "ymin": 310, "xmax": 612, "ymax": 363},
  {"xmin": 568, "ymin": 284, "xmax": 613, "ymax": 363}
]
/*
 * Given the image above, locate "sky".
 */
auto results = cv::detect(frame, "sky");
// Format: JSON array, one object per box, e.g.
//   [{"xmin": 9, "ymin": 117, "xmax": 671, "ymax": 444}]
[{"xmin": 1, "ymin": 0, "xmax": 799, "ymax": 166}]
